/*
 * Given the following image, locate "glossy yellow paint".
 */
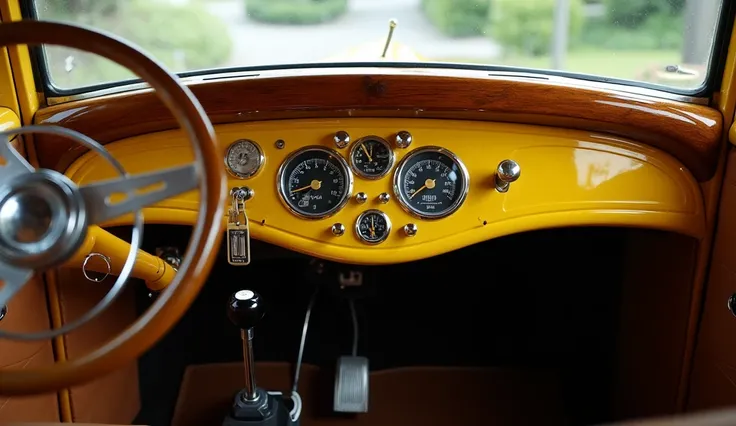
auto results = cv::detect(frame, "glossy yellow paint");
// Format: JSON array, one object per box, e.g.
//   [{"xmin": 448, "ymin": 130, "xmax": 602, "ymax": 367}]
[
  {"xmin": 0, "ymin": 106, "xmax": 19, "ymax": 131},
  {"xmin": 62, "ymin": 226, "xmax": 176, "ymax": 290},
  {"xmin": 0, "ymin": 1, "xmax": 39, "ymax": 124},
  {"xmin": 65, "ymin": 118, "xmax": 705, "ymax": 265}
]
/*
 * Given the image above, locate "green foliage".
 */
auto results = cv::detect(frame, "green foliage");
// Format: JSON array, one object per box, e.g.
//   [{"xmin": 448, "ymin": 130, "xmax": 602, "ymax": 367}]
[
  {"xmin": 489, "ymin": 0, "xmax": 584, "ymax": 57},
  {"xmin": 603, "ymin": 0, "xmax": 685, "ymax": 28},
  {"xmin": 420, "ymin": 0, "xmax": 491, "ymax": 38},
  {"xmin": 578, "ymin": 0, "xmax": 686, "ymax": 51},
  {"xmin": 245, "ymin": 0, "xmax": 348, "ymax": 25},
  {"xmin": 37, "ymin": 0, "xmax": 232, "ymax": 89}
]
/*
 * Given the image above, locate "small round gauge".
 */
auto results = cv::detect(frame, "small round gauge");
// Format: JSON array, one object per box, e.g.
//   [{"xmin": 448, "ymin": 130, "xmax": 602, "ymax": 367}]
[
  {"xmin": 393, "ymin": 146, "xmax": 470, "ymax": 219},
  {"xmin": 349, "ymin": 136, "xmax": 395, "ymax": 179},
  {"xmin": 277, "ymin": 146, "xmax": 353, "ymax": 219},
  {"xmin": 225, "ymin": 139, "xmax": 264, "ymax": 179},
  {"xmin": 355, "ymin": 210, "xmax": 391, "ymax": 245}
]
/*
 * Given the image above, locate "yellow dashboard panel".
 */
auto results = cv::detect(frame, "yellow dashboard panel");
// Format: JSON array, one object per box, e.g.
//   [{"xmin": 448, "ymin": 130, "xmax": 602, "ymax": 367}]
[{"xmin": 65, "ymin": 118, "xmax": 705, "ymax": 264}]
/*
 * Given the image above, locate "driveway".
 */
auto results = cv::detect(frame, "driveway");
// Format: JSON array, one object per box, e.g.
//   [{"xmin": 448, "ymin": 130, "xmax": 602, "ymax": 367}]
[{"xmin": 204, "ymin": 0, "xmax": 499, "ymax": 67}]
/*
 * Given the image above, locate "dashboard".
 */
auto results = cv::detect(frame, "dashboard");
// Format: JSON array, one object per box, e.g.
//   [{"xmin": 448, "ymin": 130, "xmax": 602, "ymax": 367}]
[{"xmin": 63, "ymin": 118, "xmax": 704, "ymax": 264}]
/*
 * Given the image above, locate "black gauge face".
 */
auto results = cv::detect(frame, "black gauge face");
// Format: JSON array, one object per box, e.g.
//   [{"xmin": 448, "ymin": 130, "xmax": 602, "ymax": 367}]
[
  {"xmin": 394, "ymin": 147, "xmax": 469, "ymax": 219},
  {"xmin": 355, "ymin": 210, "xmax": 391, "ymax": 244},
  {"xmin": 349, "ymin": 136, "xmax": 394, "ymax": 179},
  {"xmin": 278, "ymin": 147, "xmax": 353, "ymax": 219}
]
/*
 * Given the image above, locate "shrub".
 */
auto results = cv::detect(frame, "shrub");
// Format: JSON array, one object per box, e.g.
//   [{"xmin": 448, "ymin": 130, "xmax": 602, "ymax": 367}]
[
  {"xmin": 245, "ymin": 0, "xmax": 348, "ymax": 25},
  {"xmin": 420, "ymin": 0, "xmax": 491, "ymax": 37},
  {"xmin": 489, "ymin": 0, "xmax": 584, "ymax": 57},
  {"xmin": 603, "ymin": 0, "xmax": 685, "ymax": 28}
]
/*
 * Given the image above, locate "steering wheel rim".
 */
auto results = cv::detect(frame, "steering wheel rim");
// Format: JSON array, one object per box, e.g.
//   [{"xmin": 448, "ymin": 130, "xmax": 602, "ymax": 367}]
[{"xmin": 0, "ymin": 21, "xmax": 226, "ymax": 394}]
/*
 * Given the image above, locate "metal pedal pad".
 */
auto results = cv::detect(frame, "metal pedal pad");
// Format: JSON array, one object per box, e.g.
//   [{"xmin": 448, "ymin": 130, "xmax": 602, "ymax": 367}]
[{"xmin": 333, "ymin": 355, "xmax": 369, "ymax": 413}]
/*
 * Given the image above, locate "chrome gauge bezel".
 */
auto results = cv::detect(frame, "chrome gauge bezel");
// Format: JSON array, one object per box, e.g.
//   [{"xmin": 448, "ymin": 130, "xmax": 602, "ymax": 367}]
[
  {"xmin": 225, "ymin": 139, "xmax": 265, "ymax": 179},
  {"xmin": 355, "ymin": 209, "xmax": 392, "ymax": 245},
  {"xmin": 348, "ymin": 136, "xmax": 395, "ymax": 180},
  {"xmin": 393, "ymin": 146, "xmax": 470, "ymax": 220},
  {"xmin": 276, "ymin": 146, "xmax": 354, "ymax": 220}
]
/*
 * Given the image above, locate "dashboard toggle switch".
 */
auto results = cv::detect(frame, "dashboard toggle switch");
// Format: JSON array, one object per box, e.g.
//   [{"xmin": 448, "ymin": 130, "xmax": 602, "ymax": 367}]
[
  {"xmin": 332, "ymin": 223, "xmax": 346, "ymax": 236},
  {"xmin": 495, "ymin": 159, "xmax": 521, "ymax": 193},
  {"xmin": 395, "ymin": 130, "xmax": 412, "ymax": 149},
  {"xmin": 334, "ymin": 130, "xmax": 350, "ymax": 149}
]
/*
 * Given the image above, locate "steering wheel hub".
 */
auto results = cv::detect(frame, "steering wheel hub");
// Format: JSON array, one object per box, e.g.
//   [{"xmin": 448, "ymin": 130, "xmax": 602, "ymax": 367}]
[{"xmin": 0, "ymin": 169, "xmax": 87, "ymax": 269}]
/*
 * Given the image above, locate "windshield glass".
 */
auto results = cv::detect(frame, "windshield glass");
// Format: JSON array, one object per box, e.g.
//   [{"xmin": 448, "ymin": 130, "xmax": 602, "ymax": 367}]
[{"xmin": 33, "ymin": 0, "xmax": 724, "ymax": 93}]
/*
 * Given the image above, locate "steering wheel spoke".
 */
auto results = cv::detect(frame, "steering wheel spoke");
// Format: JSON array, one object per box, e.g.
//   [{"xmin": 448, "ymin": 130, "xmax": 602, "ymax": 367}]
[
  {"xmin": 79, "ymin": 164, "xmax": 199, "ymax": 224},
  {"xmin": 0, "ymin": 136, "xmax": 33, "ymax": 181},
  {"xmin": 0, "ymin": 261, "xmax": 32, "ymax": 309}
]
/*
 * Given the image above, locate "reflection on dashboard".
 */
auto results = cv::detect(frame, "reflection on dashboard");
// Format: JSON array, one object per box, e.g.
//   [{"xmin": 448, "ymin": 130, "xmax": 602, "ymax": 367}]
[
  {"xmin": 277, "ymin": 146, "xmax": 353, "ymax": 219},
  {"xmin": 393, "ymin": 146, "xmax": 470, "ymax": 220}
]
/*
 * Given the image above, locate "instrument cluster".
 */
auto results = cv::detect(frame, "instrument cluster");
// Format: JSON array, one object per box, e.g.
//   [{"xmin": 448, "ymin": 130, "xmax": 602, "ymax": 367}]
[{"xmin": 224, "ymin": 130, "xmax": 510, "ymax": 246}]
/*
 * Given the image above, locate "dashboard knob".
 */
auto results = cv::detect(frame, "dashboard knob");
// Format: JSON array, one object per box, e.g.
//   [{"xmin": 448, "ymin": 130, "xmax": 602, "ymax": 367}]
[
  {"xmin": 404, "ymin": 223, "xmax": 418, "ymax": 237},
  {"xmin": 378, "ymin": 192, "xmax": 390, "ymax": 204},
  {"xmin": 334, "ymin": 131, "xmax": 350, "ymax": 149},
  {"xmin": 227, "ymin": 290, "xmax": 265, "ymax": 330},
  {"xmin": 395, "ymin": 130, "xmax": 412, "ymax": 149},
  {"xmin": 332, "ymin": 223, "xmax": 346, "ymax": 236},
  {"xmin": 355, "ymin": 192, "xmax": 368, "ymax": 204},
  {"xmin": 495, "ymin": 159, "xmax": 521, "ymax": 193}
]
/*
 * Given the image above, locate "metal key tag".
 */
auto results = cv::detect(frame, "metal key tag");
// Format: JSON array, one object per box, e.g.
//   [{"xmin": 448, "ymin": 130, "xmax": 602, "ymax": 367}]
[{"xmin": 227, "ymin": 189, "xmax": 251, "ymax": 266}]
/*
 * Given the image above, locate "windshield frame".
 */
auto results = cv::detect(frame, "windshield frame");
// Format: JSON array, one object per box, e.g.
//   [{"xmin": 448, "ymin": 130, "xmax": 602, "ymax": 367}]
[{"xmin": 22, "ymin": 0, "xmax": 736, "ymax": 102}]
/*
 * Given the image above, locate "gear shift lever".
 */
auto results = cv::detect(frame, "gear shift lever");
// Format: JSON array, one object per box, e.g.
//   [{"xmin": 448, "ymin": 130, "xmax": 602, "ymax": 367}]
[
  {"xmin": 223, "ymin": 290, "xmax": 297, "ymax": 426},
  {"xmin": 227, "ymin": 289, "xmax": 265, "ymax": 402}
]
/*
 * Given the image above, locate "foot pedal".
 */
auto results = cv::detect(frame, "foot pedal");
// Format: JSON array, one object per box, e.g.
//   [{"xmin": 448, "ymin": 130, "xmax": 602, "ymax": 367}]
[{"xmin": 333, "ymin": 355, "xmax": 369, "ymax": 413}]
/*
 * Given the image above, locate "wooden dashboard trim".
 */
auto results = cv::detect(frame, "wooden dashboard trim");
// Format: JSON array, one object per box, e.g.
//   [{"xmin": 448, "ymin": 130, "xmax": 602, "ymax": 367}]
[{"xmin": 33, "ymin": 69, "xmax": 723, "ymax": 181}]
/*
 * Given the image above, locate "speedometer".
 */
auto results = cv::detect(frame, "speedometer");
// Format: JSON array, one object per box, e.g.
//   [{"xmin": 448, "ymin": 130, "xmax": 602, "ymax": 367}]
[
  {"xmin": 393, "ymin": 147, "xmax": 469, "ymax": 219},
  {"xmin": 277, "ymin": 146, "xmax": 353, "ymax": 219}
]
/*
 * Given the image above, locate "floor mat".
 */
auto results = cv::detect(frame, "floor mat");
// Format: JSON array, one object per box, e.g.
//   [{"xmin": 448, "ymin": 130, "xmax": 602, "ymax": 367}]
[{"xmin": 172, "ymin": 362, "xmax": 567, "ymax": 426}]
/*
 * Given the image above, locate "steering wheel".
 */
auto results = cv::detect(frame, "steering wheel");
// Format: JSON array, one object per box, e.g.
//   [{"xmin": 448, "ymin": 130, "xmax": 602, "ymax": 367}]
[{"xmin": 0, "ymin": 21, "xmax": 226, "ymax": 394}]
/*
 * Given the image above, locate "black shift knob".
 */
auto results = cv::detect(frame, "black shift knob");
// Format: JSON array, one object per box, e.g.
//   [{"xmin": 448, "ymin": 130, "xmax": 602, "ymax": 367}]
[{"xmin": 227, "ymin": 290, "xmax": 265, "ymax": 330}]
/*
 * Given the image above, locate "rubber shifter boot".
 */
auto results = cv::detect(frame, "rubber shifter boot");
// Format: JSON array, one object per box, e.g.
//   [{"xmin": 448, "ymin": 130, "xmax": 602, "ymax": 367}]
[{"xmin": 333, "ymin": 355, "xmax": 369, "ymax": 413}]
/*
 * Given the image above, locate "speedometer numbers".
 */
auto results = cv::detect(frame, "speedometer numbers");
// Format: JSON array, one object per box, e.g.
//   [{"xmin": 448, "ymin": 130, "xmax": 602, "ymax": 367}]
[
  {"xmin": 277, "ymin": 146, "xmax": 353, "ymax": 219},
  {"xmin": 393, "ymin": 147, "xmax": 469, "ymax": 219}
]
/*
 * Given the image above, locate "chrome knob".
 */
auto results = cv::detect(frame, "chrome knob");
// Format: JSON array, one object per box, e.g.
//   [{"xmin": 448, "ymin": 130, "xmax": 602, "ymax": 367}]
[
  {"xmin": 728, "ymin": 293, "xmax": 736, "ymax": 317},
  {"xmin": 378, "ymin": 192, "xmax": 390, "ymax": 204},
  {"xmin": 0, "ymin": 305, "xmax": 6, "ymax": 322},
  {"xmin": 395, "ymin": 130, "xmax": 412, "ymax": 149},
  {"xmin": 332, "ymin": 223, "xmax": 346, "ymax": 236},
  {"xmin": 355, "ymin": 192, "xmax": 368, "ymax": 204},
  {"xmin": 334, "ymin": 131, "xmax": 350, "ymax": 149},
  {"xmin": 404, "ymin": 223, "xmax": 418, "ymax": 237},
  {"xmin": 495, "ymin": 159, "xmax": 521, "ymax": 193}
]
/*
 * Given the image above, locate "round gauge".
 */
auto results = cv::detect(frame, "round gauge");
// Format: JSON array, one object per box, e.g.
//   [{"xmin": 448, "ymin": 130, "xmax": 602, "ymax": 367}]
[
  {"xmin": 277, "ymin": 146, "xmax": 353, "ymax": 219},
  {"xmin": 355, "ymin": 210, "xmax": 391, "ymax": 245},
  {"xmin": 349, "ymin": 136, "xmax": 395, "ymax": 179},
  {"xmin": 393, "ymin": 146, "xmax": 470, "ymax": 219},
  {"xmin": 225, "ymin": 139, "xmax": 264, "ymax": 179}
]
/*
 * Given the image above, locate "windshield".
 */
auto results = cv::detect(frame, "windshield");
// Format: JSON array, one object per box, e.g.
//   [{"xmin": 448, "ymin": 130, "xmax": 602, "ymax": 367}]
[{"xmin": 32, "ymin": 0, "xmax": 724, "ymax": 94}]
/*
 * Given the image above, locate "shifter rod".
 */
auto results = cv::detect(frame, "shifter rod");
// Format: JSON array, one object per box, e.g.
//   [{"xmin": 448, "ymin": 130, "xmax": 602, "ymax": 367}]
[
  {"xmin": 227, "ymin": 289, "xmax": 266, "ymax": 402},
  {"xmin": 241, "ymin": 328, "xmax": 257, "ymax": 401}
]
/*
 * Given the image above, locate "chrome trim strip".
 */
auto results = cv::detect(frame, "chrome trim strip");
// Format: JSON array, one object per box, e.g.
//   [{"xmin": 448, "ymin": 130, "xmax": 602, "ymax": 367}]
[{"xmin": 45, "ymin": 67, "xmax": 709, "ymax": 106}]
